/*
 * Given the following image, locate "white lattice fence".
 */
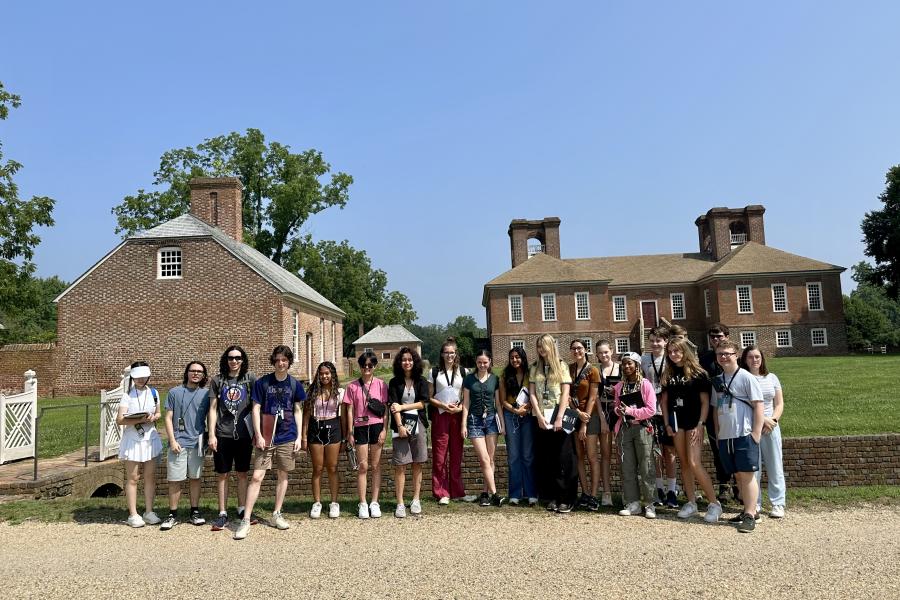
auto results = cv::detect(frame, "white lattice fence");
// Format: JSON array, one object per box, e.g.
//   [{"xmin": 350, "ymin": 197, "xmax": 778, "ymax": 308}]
[
  {"xmin": 0, "ymin": 370, "xmax": 37, "ymax": 464},
  {"xmin": 99, "ymin": 368, "xmax": 130, "ymax": 461}
]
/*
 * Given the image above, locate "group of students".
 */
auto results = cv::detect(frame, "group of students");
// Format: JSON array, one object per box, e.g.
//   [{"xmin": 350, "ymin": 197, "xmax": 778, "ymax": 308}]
[{"xmin": 117, "ymin": 326, "xmax": 786, "ymax": 538}]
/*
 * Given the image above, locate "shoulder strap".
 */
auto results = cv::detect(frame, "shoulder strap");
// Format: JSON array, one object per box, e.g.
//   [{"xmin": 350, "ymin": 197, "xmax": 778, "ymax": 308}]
[{"xmin": 432, "ymin": 366, "xmax": 439, "ymax": 384}]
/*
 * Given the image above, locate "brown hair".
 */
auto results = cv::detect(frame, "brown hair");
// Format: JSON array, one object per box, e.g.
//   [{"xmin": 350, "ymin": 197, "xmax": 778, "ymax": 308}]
[{"xmin": 740, "ymin": 345, "xmax": 769, "ymax": 376}]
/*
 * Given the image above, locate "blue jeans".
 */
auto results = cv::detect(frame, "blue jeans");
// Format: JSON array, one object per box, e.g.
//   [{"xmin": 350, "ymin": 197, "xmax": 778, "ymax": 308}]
[
  {"xmin": 504, "ymin": 412, "xmax": 536, "ymax": 500},
  {"xmin": 755, "ymin": 424, "xmax": 786, "ymax": 508}
]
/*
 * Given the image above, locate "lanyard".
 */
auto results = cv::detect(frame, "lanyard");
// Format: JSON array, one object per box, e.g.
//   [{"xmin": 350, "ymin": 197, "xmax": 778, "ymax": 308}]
[
  {"xmin": 177, "ymin": 387, "xmax": 202, "ymax": 425},
  {"xmin": 721, "ymin": 369, "xmax": 739, "ymax": 407},
  {"xmin": 442, "ymin": 369, "xmax": 456, "ymax": 389},
  {"xmin": 651, "ymin": 355, "xmax": 665, "ymax": 383}
]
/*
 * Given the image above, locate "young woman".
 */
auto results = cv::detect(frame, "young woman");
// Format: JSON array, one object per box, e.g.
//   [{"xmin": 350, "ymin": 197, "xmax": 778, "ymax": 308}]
[
  {"xmin": 462, "ymin": 350, "xmax": 505, "ymax": 506},
  {"xmin": 660, "ymin": 339, "xmax": 723, "ymax": 523},
  {"xmin": 388, "ymin": 347, "xmax": 430, "ymax": 517},
  {"xmin": 741, "ymin": 345, "xmax": 786, "ymax": 518},
  {"xmin": 568, "ymin": 339, "xmax": 601, "ymax": 511},
  {"xmin": 595, "ymin": 340, "xmax": 620, "ymax": 506},
  {"xmin": 343, "ymin": 351, "xmax": 388, "ymax": 519},
  {"xmin": 613, "ymin": 352, "xmax": 658, "ymax": 519},
  {"xmin": 116, "ymin": 361, "xmax": 163, "ymax": 528},
  {"xmin": 529, "ymin": 334, "xmax": 576, "ymax": 512},
  {"xmin": 499, "ymin": 346, "xmax": 537, "ymax": 506},
  {"xmin": 428, "ymin": 338, "xmax": 468, "ymax": 504},
  {"xmin": 301, "ymin": 361, "xmax": 345, "ymax": 519}
]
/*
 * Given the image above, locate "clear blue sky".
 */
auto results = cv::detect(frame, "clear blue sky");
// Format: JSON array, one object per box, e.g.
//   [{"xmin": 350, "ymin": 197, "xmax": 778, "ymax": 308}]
[{"xmin": 4, "ymin": 1, "xmax": 898, "ymax": 327}]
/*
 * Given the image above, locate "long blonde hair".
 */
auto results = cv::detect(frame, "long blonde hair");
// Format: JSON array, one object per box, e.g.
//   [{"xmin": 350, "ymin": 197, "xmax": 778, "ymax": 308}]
[
  {"xmin": 661, "ymin": 338, "xmax": 706, "ymax": 385},
  {"xmin": 535, "ymin": 334, "xmax": 566, "ymax": 385}
]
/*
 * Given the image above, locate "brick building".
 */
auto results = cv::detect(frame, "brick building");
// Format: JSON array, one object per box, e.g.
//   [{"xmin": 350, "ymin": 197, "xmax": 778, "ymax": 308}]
[
  {"xmin": 483, "ymin": 206, "xmax": 846, "ymax": 362},
  {"xmin": 51, "ymin": 177, "xmax": 345, "ymax": 395},
  {"xmin": 353, "ymin": 325, "xmax": 423, "ymax": 364}
]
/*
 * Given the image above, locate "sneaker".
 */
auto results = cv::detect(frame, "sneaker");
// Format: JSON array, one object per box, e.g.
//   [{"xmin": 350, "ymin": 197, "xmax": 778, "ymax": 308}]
[
  {"xmin": 677, "ymin": 501, "xmax": 698, "ymax": 519},
  {"xmin": 509, "ymin": 498, "xmax": 521, "ymax": 506},
  {"xmin": 142, "ymin": 511, "xmax": 161, "ymax": 525},
  {"xmin": 272, "ymin": 511, "xmax": 290, "ymax": 530},
  {"xmin": 729, "ymin": 512, "xmax": 761, "ymax": 524},
  {"xmin": 704, "ymin": 502, "xmax": 723, "ymax": 523},
  {"xmin": 211, "ymin": 514, "xmax": 228, "ymax": 531},
  {"xmin": 665, "ymin": 490, "xmax": 679, "ymax": 509},
  {"xmin": 160, "ymin": 515, "xmax": 176, "ymax": 531},
  {"xmin": 618, "ymin": 501, "xmax": 641, "ymax": 516},
  {"xmin": 600, "ymin": 492, "xmax": 613, "ymax": 507},
  {"xmin": 587, "ymin": 496, "xmax": 600, "ymax": 512},
  {"xmin": 238, "ymin": 509, "xmax": 260, "ymax": 525},
  {"xmin": 395, "ymin": 503, "xmax": 407, "ymax": 518},
  {"xmin": 479, "ymin": 492, "xmax": 491, "ymax": 507},
  {"xmin": 126, "ymin": 514, "xmax": 146, "ymax": 528},
  {"xmin": 576, "ymin": 492, "xmax": 590, "ymax": 510},
  {"xmin": 556, "ymin": 503, "xmax": 573, "ymax": 513},
  {"xmin": 310, "ymin": 501, "xmax": 322, "ymax": 519},
  {"xmin": 737, "ymin": 512, "xmax": 756, "ymax": 533},
  {"xmin": 189, "ymin": 512, "xmax": 205, "ymax": 526},
  {"xmin": 546, "ymin": 501, "xmax": 558, "ymax": 512},
  {"xmin": 357, "ymin": 502, "xmax": 370, "ymax": 519},
  {"xmin": 369, "ymin": 501, "xmax": 382, "ymax": 518},
  {"xmin": 655, "ymin": 488, "xmax": 665, "ymax": 507},
  {"xmin": 329, "ymin": 502, "xmax": 340, "ymax": 519},
  {"xmin": 770, "ymin": 505, "xmax": 785, "ymax": 519},
  {"xmin": 527, "ymin": 497, "xmax": 539, "ymax": 507},
  {"xmin": 233, "ymin": 518, "xmax": 250, "ymax": 540},
  {"xmin": 491, "ymin": 494, "xmax": 506, "ymax": 507},
  {"xmin": 410, "ymin": 499, "xmax": 422, "ymax": 515},
  {"xmin": 438, "ymin": 496, "xmax": 450, "ymax": 506},
  {"xmin": 462, "ymin": 494, "xmax": 478, "ymax": 503},
  {"xmin": 717, "ymin": 484, "xmax": 730, "ymax": 503},
  {"xmin": 645, "ymin": 505, "xmax": 657, "ymax": 519}
]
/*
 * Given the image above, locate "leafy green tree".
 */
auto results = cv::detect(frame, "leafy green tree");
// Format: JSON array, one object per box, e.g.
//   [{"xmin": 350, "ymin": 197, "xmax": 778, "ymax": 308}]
[
  {"xmin": 408, "ymin": 315, "xmax": 487, "ymax": 367},
  {"xmin": 0, "ymin": 276, "xmax": 67, "ymax": 344},
  {"xmin": 860, "ymin": 165, "xmax": 900, "ymax": 298}
]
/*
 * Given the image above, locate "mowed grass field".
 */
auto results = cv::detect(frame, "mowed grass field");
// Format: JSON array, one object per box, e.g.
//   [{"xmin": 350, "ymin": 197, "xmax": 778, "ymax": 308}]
[{"xmin": 28, "ymin": 355, "xmax": 900, "ymax": 458}]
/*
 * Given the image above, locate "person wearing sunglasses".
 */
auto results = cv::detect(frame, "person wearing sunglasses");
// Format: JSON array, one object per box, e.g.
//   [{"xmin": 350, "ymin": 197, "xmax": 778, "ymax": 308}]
[
  {"xmin": 207, "ymin": 345, "xmax": 257, "ymax": 531},
  {"xmin": 343, "ymin": 351, "xmax": 389, "ymax": 519}
]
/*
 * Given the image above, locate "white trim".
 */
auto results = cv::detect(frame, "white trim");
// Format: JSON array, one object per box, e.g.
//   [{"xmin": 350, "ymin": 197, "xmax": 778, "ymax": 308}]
[
  {"xmin": 580, "ymin": 338, "xmax": 593, "ymax": 355},
  {"xmin": 292, "ymin": 311, "xmax": 299, "ymax": 356},
  {"xmin": 740, "ymin": 331, "xmax": 757, "ymax": 348},
  {"xmin": 574, "ymin": 291, "xmax": 590, "ymax": 320},
  {"xmin": 541, "ymin": 293, "xmax": 557, "ymax": 322},
  {"xmin": 613, "ymin": 295, "xmax": 627, "ymax": 322},
  {"xmin": 771, "ymin": 283, "xmax": 788, "ymax": 313},
  {"xmin": 807, "ymin": 282, "xmax": 824, "ymax": 312},
  {"xmin": 736, "ymin": 284, "xmax": 753, "ymax": 314},
  {"xmin": 811, "ymin": 328, "xmax": 828, "ymax": 347},
  {"xmin": 670, "ymin": 292, "xmax": 686, "ymax": 321},
  {"xmin": 157, "ymin": 246, "xmax": 182, "ymax": 279},
  {"xmin": 775, "ymin": 329, "xmax": 792, "ymax": 348},
  {"xmin": 704, "ymin": 289, "xmax": 711, "ymax": 318},
  {"xmin": 508, "ymin": 294, "xmax": 524, "ymax": 323},
  {"xmin": 614, "ymin": 337, "xmax": 630, "ymax": 354},
  {"xmin": 511, "ymin": 340, "xmax": 525, "ymax": 350}
]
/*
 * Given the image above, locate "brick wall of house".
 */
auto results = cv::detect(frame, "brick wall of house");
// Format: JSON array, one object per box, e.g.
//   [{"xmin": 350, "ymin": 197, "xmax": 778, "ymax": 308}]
[{"xmin": 0, "ymin": 344, "xmax": 56, "ymax": 397}]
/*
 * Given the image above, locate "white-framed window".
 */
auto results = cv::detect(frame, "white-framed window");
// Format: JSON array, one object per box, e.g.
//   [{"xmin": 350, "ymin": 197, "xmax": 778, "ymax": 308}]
[
  {"xmin": 580, "ymin": 338, "xmax": 593, "ymax": 355},
  {"xmin": 382, "ymin": 352, "xmax": 391, "ymax": 360},
  {"xmin": 511, "ymin": 340, "xmax": 525, "ymax": 350},
  {"xmin": 508, "ymin": 295, "xmax": 524, "ymax": 323},
  {"xmin": 541, "ymin": 293, "xmax": 557, "ymax": 321},
  {"xmin": 613, "ymin": 295, "xmax": 627, "ymax": 322},
  {"xmin": 575, "ymin": 292, "xmax": 590, "ymax": 320},
  {"xmin": 740, "ymin": 331, "xmax": 757, "ymax": 348},
  {"xmin": 670, "ymin": 292, "xmax": 686, "ymax": 320},
  {"xmin": 157, "ymin": 247, "xmax": 182, "ymax": 279},
  {"xmin": 771, "ymin": 283, "xmax": 788, "ymax": 313},
  {"xmin": 292, "ymin": 311, "xmax": 299, "ymax": 355},
  {"xmin": 615, "ymin": 337, "xmax": 630, "ymax": 354},
  {"xmin": 811, "ymin": 328, "xmax": 828, "ymax": 347},
  {"xmin": 737, "ymin": 285, "xmax": 753, "ymax": 314},
  {"xmin": 704, "ymin": 289, "xmax": 711, "ymax": 318},
  {"xmin": 776, "ymin": 330, "xmax": 793, "ymax": 348},
  {"xmin": 807, "ymin": 282, "xmax": 823, "ymax": 311}
]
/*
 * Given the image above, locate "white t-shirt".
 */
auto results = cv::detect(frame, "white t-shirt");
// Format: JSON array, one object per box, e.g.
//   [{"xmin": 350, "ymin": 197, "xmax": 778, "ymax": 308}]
[
  {"xmin": 753, "ymin": 373, "xmax": 781, "ymax": 417},
  {"xmin": 711, "ymin": 368, "xmax": 763, "ymax": 439}
]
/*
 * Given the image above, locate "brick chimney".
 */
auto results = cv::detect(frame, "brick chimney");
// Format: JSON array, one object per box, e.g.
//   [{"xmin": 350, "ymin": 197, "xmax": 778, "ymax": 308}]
[
  {"xmin": 508, "ymin": 217, "xmax": 561, "ymax": 268},
  {"xmin": 695, "ymin": 205, "xmax": 766, "ymax": 261},
  {"xmin": 189, "ymin": 177, "xmax": 243, "ymax": 242}
]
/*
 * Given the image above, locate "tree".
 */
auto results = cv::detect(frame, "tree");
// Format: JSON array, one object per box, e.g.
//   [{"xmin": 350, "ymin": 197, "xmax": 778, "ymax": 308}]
[
  {"xmin": 111, "ymin": 128, "xmax": 353, "ymax": 266},
  {"xmin": 408, "ymin": 315, "xmax": 487, "ymax": 366},
  {"xmin": 843, "ymin": 262, "xmax": 900, "ymax": 351},
  {"xmin": 860, "ymin": 165, "xmax": 900, "ymax": 298},
  {"xmin": 0, "ymin": 276, "xmax": 67, "ymax": 344}
]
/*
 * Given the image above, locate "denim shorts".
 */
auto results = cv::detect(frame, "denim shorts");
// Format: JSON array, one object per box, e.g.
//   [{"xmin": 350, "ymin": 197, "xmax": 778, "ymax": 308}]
[
  {"xmin": 467, "ymin": 412, "xmax": 500, "ymax": 439},
  {"xmin": 718, "ymin": 434, "xmax": 760, "ymax": 474}
]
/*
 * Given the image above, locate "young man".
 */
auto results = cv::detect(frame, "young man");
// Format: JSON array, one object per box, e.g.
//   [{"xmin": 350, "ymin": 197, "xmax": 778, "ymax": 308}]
[
  {"xmin": 233, "ymin": 345, "xmax": 305, "ymax": 540},
  {"xmin": 699, "ymin": 323, "xmax": 734, "ymax": 502},
  {"xmin": 641, "ymin": 326, "xmax": 678, "ymax": 508},
  {"xmin": 207, "ymin": 345, "xmax": 257, "ymax": 531},
  {"xmin": 710, "ymin": 340, "xmax": 764, "ymax": 533},
  {"xmin": 161, "ymin": 361, "xmax": 211, "ymax": 530}
]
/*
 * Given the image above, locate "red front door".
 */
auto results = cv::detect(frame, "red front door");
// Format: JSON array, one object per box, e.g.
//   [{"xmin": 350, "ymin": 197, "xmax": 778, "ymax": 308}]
[{"xmin": 641, "ymin": 301, "xmax": 658, "ymax": 328}]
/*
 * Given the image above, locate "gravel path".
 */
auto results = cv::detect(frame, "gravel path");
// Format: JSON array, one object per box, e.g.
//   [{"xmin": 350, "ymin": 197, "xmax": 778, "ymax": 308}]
[{"xmin": 2, "ymin": 506, "xmax": 897, "ymax": 599}]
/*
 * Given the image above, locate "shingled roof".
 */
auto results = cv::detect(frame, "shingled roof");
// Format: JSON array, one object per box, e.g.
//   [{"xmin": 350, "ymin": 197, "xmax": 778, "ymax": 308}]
[
  {"xmin": 484, "ymin": 252, "xmax": 608, "ymax": 286},
  {"xmin": 353, "ymin": 325, "xmax": 422, "ymax": 345}
]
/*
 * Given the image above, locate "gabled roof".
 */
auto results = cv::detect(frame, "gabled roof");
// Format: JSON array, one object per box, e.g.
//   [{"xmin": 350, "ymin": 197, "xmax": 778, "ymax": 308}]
[
  {"xmin": 699, "ymin": 241, "xmax": 844, "ymax": 278},
  {"xmin": 484, "ymin": 252, "xmax": 608, "ymax": 286},
  {"xmin": 571, "ymin": 252, "xmax": 716, "ymax": 286},
  {"xmin": 56, "ymin": 214, "xmax": 345, "ymax": 316},
  {"xmin": 353, "ymin": 325, "xmax": 422, "ymax": 345}
]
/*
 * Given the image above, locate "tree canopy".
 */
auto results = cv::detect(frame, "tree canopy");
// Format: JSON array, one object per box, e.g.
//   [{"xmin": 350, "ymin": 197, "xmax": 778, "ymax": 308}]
[
  {"xmin": 859, "ymin": 165, "xmax": 900, "ymax": 299},
  {"xmin": 408, "ymin": 315, "xmax": 487, "ymax": 366}
]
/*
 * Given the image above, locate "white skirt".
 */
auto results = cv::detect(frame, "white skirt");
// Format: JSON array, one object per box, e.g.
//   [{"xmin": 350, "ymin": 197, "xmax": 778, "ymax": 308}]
[{"xmin": 119, "ymin": 429, "xmax": 163, "ymax": 463}]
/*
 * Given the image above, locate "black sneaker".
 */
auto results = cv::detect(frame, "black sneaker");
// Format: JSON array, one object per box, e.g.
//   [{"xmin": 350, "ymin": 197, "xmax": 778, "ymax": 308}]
[
  {"xmin": 717, "ymin": 484, "xmax": 730, "ymax": 503},
  {"xmin": 556, "ymin": 503, "xmax": 573, "ymax": 513},
  {"xmin": 665, "ymin": 490, "xmax": 679, "ymax": 509},
  {"xmin": 728, "ymin": 512, "xmax": 746, "ymax": 524},
  {"xmin": 491, "ymin": 494, "xmax": 506, "ymax": 507},
  {"xmin": 655, "ymin": 488, "xmax": 666, "ymax": 507},
  {"xmin": 546, "ymin": 501, "xmax": 558, "ymax": 512},
  {"xmin": 737, "ymin": 512, "xmax": 756, "ymax": 533},
  {"xmin": 587, "ymin": 495, "xmax": 600, "ymax": 512},
  {"xmin": 211, "ymin": 514, "xmax": 228, "ymax": 531},
  {"xmin": 575, "ymin": 492, "xmax": 590, "ymax": 510},
  {"xmin": 159, "ymin": 515, "xmax": 176, "ymax": 531},
  {"xmin": 479, "ymin": 492, "xmax": 491, "ymax": 507},
  {"xmin": 189, "ymin": 511, "xmax": 206, "ymax": 526}
]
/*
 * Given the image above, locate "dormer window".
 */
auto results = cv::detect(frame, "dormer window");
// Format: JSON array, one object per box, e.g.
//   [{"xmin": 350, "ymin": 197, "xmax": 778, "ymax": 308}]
[{"xmin": 158, "ymin": 247, "xmax": 182, "ymax": 279}]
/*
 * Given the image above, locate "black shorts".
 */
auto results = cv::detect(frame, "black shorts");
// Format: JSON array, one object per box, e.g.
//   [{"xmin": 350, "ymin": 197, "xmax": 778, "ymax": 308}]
[
  {"xmin": 599, "ymin": 402, "xmax": 619, "ymax": 432},
  {"xmin": 308, "ymin": 417, "xmax": 342, "ymax": 445},
  {"xmin": 652, "ymin": 415, "xmax": 673, "ymax": 446},
  {"xmin": 353, "ymin": 422, "xmax": 384, "ymax": 445},
  {"xmin": 213, "ymin": 435, "xmax": 253, "ymax": 474},
  {"xmin": 577, "ymin": 412, "xmax": 601, "ymax": 436}
]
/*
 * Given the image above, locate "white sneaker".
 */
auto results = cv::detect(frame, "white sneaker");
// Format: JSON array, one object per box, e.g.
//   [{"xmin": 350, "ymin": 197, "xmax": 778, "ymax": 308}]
[
  {"xmin": 704, "ymin": 502, "xmax": 723, "ymax": 523},
  {"xmin": 438, "ymin": 496, "xmax": 450, "ymax": 505},
  {"xmin": 770, "ymin": 505, "xmax": 785, "ymax": 519},
  {"xmin": 233, "ymin": 518, "xmax": 250, "ymax": 540},
  {"xmin": 272, "ymin": 511, "xmax": 290, "ymax": 530},
  {"xmin": 329, "ymin": 502, "xmax": 340, "ymax": 519},
  {"xmin": 645, "ymin": 505, "xmax": 656, "ymax": 519},
  {"xmin": 357, "ymin": 502, "xmax": 370, "ymax": 519},
  {"xmin": 142, "ymin": 511, "xmax": 161, "ymax": 525},
  {"xmin": 462, "ymin": 494, "xmax": 478, "ymax": 502},
  {"xmin": 126, "ymin": 514, "xmax": 145, "ymax": 528},
  {"xmin": 369, "ymin": 501, "xmax": 382, "ymax": 518},
  {"xmin": 395, "ymin": 503, "xmax": 407, "ymax": 518},
  {"xmin": 618, "ymin": 501, "xmax": 641, "ymax": 516},
  {"xmin": 410, "ymin": 499, "xmax": 422, "ymax": 515},
  {"xmin": 601, "ymin": 493, "xmax": 613, "ymax": 506},
  {"xmin": 309, "ymin": 502, "xmax": 322, "ymax": 519},
  {"xmin": 678, "ymin": 501, "xmax": 698, "ymax": 519}
]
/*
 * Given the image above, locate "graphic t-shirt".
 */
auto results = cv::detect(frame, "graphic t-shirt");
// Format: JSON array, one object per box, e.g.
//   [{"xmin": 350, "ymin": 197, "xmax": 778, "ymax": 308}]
[
  {"xmin": 210, "ymin": 373, "xmax": 256, "ymax": 439},
  {"xmin": 662, "ymin": 366, "xmax": 710, "ymax": 430},
  {"xmin": 252, "ymin": 374, "xmax": 306, "ymax": 446}
]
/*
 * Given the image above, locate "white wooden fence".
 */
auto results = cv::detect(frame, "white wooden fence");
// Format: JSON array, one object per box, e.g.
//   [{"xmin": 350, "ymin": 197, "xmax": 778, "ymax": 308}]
[
  {"xmin": 0, "ymin": 370, "xmax": 37, "ymax": 464},
  {"xmin": 99, "ymin": 368, "xmax": 131, "ymax": 461}
]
